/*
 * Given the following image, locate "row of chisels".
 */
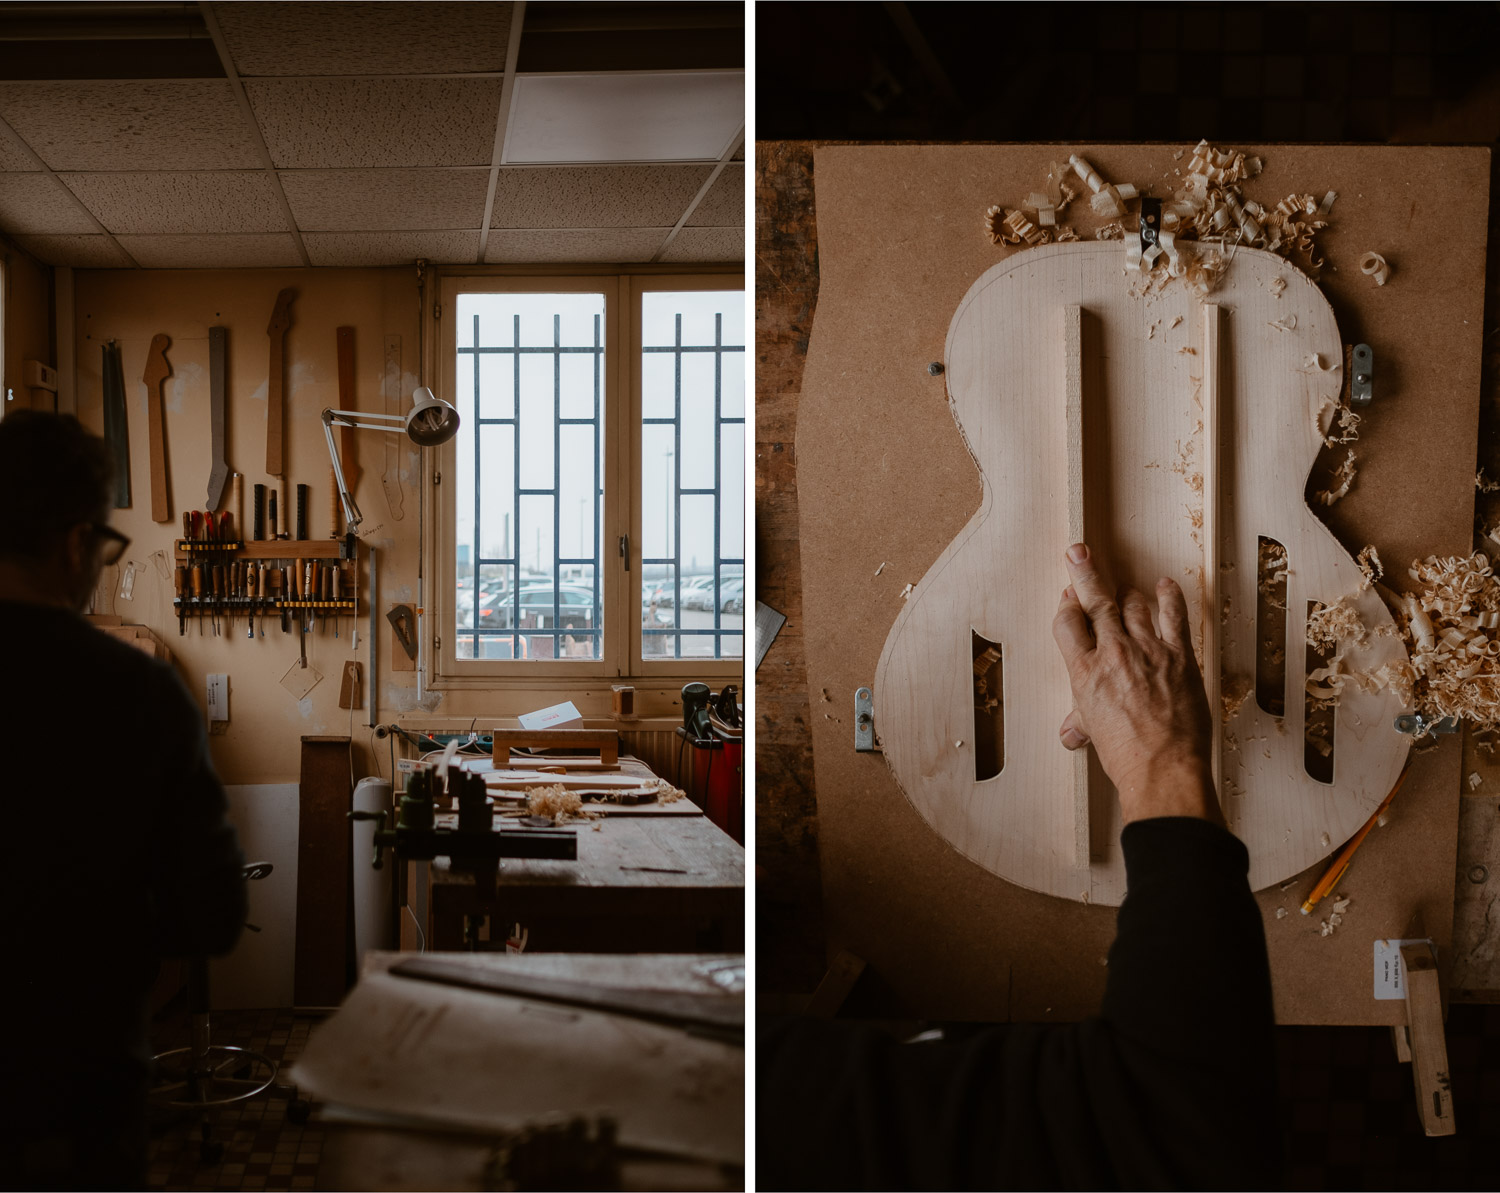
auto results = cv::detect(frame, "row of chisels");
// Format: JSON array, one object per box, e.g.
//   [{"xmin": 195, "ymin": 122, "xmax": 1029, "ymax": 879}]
[{"xmin": 172, "ymin": 557, "xmax": 356, "ymax": 639}]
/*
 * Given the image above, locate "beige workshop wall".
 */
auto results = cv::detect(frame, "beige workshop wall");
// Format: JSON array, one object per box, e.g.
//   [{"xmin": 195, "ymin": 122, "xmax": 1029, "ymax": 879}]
[
  {"xmin": 74, "ymin": 266, "xmax": 423, "ymax": 784},
  {"xmin": 3, "ymin": 244, "xmax": 51, "ymax": 412}
]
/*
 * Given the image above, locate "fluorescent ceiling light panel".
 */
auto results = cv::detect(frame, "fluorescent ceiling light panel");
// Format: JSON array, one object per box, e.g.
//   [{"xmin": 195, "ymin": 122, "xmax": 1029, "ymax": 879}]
[{"xmin": 504, "ymin": 72, "xmax": 743, "ymax": 165}]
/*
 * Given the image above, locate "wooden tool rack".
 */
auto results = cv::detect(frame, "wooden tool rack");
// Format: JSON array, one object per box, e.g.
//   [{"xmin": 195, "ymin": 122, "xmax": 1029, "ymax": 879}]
[{"xmin": 172, "ymin": 538, "xmax": 361, "ymax": 629}]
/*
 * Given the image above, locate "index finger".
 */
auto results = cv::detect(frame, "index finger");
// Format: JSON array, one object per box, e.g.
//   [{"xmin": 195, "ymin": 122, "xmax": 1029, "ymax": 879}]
[{"xmin": 1064, "ymin": 543, "xmax": 1124, "ymax": 641}]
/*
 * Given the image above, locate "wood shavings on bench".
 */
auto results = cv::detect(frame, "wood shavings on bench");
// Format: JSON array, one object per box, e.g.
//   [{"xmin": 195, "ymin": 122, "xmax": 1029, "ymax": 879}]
[{"xmin": 1315, "ymin": 450, "xmax": 1358, "ymax": 506}]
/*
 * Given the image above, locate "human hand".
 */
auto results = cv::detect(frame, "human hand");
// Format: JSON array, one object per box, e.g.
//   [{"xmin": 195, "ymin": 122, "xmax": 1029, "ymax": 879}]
[{"xmin": 1051, "ymin": 543, "xmax": 1223, "ymax": 826}]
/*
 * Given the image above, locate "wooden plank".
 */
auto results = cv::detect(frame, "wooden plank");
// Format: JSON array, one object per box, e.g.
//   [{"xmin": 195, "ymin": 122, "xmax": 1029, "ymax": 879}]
[
  {"xmin": 1400, "ymin": 942, "xmax": 1456, "ymax": 1135},
  {"xmin": 1062, "ymin": 305, "xmax": 1090, "ymax": 870},
  {"xmin": 294, "ymin": 734, "xmax": 353, "ymax": 1007},
  {"xmin": 1201, "ymin": 303, "xmax": 1222, "ymax": 792},
  {"xmin": 142, "ymin": 333, "xmax": 171, "ymax": 522},
  {"xmin": 336, "ymin": 325, "xmax": 360, "ymax": 497},
  {"xmin": 492, "ymin": 728, "xmax": 619, "ymax": 767}
]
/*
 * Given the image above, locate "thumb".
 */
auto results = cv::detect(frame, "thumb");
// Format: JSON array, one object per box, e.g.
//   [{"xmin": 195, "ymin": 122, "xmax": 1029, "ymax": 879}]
[{"xmin": 1059, "ymin": 708, "xmax": 1091, "ymax": 751}]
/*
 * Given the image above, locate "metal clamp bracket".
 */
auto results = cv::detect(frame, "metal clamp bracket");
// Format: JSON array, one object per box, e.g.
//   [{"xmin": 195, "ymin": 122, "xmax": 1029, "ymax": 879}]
[
  {"xmin": 1394, "ymin": 712, "xmax": 1460, "ymax": 737},
  {"xmin": 1350, "ymin": 343, "xmax": 1374, "ymax": 407},
  {"xmin": 855, "ymin": 687, "xmax": 875, "ymax": 752}
]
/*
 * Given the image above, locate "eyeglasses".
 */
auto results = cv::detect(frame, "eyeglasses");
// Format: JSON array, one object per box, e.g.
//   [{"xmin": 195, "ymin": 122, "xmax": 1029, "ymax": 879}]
[{"xmin": 88, "ymin": 524, "xmax": 131, "ymax": 566}]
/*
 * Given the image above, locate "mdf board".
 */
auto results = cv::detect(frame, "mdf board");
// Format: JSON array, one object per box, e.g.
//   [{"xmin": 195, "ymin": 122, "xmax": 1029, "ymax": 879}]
[
  {"xmin": 796, "ymin": 144, "xmax": 1487, "ymax": 1024},
  {"xmin": 295, "ymin": 735, "xmax": 354, "ymax": 1007}
]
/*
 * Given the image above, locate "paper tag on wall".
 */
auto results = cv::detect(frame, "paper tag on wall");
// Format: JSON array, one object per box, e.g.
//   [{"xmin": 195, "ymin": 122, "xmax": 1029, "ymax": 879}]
[
  {"xmin": 1373, "ymin": 938, "xmax": 1434, "ymax": 999},
  {"xmin": 518, "ymin": 701, "xmax": 582, "ymax": 731},
  {"xmin": 119, "ymin": 560, "xmax": 137, "ymax": 601}
]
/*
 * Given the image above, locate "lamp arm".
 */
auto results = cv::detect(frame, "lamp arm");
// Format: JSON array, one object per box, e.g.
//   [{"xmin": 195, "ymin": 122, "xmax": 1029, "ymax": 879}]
[
  {"xmin": 321, "ymin": 409, "xmax": 363, "ymax": 528},
  {"xmin": 326, "ymin": 409, "xmax": 408, "ymax": 431}
]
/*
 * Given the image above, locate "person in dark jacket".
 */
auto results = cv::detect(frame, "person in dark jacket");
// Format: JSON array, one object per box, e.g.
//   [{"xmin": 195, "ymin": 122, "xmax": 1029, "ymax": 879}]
[
  {"xmin": 0, "ymin": 411, "xmax": 247, "ymax": 1191},
  {"xmin": 759, "ymin": 542, "xmax": 1279, "ymax": 1191}
]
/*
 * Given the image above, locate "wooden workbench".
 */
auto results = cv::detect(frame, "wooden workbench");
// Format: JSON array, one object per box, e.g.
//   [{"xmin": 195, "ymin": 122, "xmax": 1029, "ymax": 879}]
[
  {"xmin": 424, "ymin": 805, "xmax": 745, "ymax": 953},
  {"xmin": 304, "ymin": 952, "xmax": 744, "ymax": 1191},
  {"xmin": 755, "ymin": 140, "xmax": 1500, "ymax": 1010}
]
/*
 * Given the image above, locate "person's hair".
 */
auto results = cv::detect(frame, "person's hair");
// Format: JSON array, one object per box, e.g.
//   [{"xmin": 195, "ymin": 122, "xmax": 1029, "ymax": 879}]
[{"xmin": 0, "ymin": 411, "xmax": 115, "ymax": 560}]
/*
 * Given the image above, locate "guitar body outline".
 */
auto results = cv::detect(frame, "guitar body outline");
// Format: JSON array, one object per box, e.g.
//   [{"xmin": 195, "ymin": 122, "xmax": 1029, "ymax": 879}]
[{"xmin": 875, "ymin": 242, "xmax": 1410, "ymax": 905}]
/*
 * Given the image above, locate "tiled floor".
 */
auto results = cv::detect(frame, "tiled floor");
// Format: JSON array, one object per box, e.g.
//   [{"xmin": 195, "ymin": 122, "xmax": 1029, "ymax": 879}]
[{"xmin": 147, "ymin": 1008, "xmax": 325, "ymax": 1192}]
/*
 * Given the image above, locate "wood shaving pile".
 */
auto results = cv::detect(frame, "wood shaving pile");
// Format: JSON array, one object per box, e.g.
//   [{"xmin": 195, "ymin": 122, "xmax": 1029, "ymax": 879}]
[
  {"xmin": 1356, "ymin": 545, "xmax": 1384, "ymax": 590},
  {"xmin": 652, "ymin": 779, "xmax": 687, "ymax": 804},
  {"xmin": 1388, "ymin": 552, "xmax": 1500, "ymax": 732},
  {"xmin": 1222, "ymin": 673, "xmax": 1254, "ymax": 719},
  {"xmin": 524, "ymin": 784, "xmax": 603, "ymax": 821},
  {"xmin": 1259, "ymin": 539, "xmax": 1290, "ymax": 608},
  {"xmin": 1307, "ymin": 596, "xmax": 1368, "ymax": 656}
]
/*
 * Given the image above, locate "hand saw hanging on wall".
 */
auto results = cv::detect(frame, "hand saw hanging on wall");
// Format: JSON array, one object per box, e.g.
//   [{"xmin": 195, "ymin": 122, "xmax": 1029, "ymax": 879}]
[{"xmin": 101, "ymin": 341, "xmax": 129, "ymax": 509}]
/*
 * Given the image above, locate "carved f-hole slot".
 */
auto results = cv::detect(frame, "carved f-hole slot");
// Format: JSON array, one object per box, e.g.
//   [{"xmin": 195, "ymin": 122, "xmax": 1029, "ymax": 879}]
[
  {"xmin": 1304, "ymin": 601, "xmax": 1336, "ymax": 784},
  {"xmin": 1255, "ymin": 536, "xmax": 1289, "ymax": 717},
  {"xmin": 972, "ymin": 631, "xmax": 1004, "ymax": 781}
]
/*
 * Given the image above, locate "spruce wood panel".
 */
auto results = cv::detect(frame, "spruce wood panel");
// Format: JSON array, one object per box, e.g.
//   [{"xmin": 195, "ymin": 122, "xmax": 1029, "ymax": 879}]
[{"xmin": 876, "ymin": 242, "xmax": 1410, "ymax": 905}]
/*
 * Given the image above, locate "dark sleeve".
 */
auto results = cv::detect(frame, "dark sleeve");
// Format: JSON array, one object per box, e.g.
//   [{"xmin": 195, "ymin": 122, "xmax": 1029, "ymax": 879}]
[
  {"xmin": 147, "ymin": 664, "xmax": 247, "ymax": 958},
  {"xmin": 756, "ymin": 817, "xmax": 1279, "ymax": 1192}
]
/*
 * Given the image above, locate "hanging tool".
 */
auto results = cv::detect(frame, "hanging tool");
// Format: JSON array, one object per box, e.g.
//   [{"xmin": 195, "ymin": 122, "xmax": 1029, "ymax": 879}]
[
  {"xmin": 336, "ymin": 326, "xmax": 361, "ymax": 511},
  {"xmin": 143, "ymin": 333, "xmax": 172, "ymax": 523},
  {"xmin": 296, "ymin": 483, "xmax": 308, "ymax": 541},
  {"xmin": 174, "ymin": 566, "xmax": 187, "ymax": 635},
  {"xmin": 101, "ymin": 341, "xmax": 130, "ymax": 509},
  {"xmin": 253, "ymin": 484, "xmax": 266, "ymax": 540},
  {"xmin": 387, "ymin": 603, "xmax": 418, "ymax": 662},
  {"xmin": 280, "ymin": 567, "xmax": 290, "ymax": 633},
  {"xmin": 382, "ymin": 335, "xmax": 405, "ymax": 521},
  {"xmin": 191, "ymin": 562, "xmax": 204, "ymax": 635},
  {"xmin": 226, "ymin": 472, "xmax": 243, "ymax": 536},
  {"xmin": 266, "ymin": 288, "xmax": 295, "ymax": 491},
  {"xmin": 207, "ymin": 326, "xmax": 230, "ymax": 509},
  {"xmin": 219, "ymin": 509, "xmax": 233, "ymax": 541},
  {"xmin": 268, "ymin": 488, "xmax": 278, "ymax": 540}
]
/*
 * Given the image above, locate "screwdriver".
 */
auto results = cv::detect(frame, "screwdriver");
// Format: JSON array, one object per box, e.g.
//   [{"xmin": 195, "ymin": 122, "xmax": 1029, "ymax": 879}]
[{"xmin": 174, "ymin": 566, "xmax": 187, "ymax": 635}]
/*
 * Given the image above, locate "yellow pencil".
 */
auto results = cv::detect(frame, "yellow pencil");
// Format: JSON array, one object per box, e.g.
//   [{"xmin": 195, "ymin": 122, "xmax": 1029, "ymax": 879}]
[{"xmin": 1300, "ymin": 762, "xmax": 1414, "ymax": 916}]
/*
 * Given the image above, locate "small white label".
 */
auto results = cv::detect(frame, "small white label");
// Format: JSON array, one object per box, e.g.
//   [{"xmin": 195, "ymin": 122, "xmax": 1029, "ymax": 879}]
[
  {"xmin": 1373, "ymin": 938, "xmax": 1433, "ymax": 1000},
  {"xmin": 396, "ymin": 758, "xmax": 420, "ymax": 774},
  {"xmin": 206, "ymin": 673, "xmax": 229, "ymax": 722},
  {"xmin": 118, "ymin": 561, "xmax": 136, "ymax": 601},
  {"xmin": 518, "ymin": 700, "xmax": 582, "ymax": 731}
]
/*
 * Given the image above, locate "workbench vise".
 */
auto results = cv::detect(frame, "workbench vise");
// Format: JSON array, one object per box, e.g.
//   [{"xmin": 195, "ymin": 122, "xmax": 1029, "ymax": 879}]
[{"xmin": 349, "ymin": 764, "xmax": 577, "ymax": 875}]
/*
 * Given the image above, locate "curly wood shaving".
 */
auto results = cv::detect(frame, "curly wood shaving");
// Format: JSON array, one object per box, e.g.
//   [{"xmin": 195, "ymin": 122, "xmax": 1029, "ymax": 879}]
[
  {"xmin": 1324, "ymin": 405, "xmax": 1361, "ymax": 447},
  {"xmin": 984, "ymin": 205, "xmax": 1008, "ymax": 245},
  {"xmin": 1270, "ymin": 276, "xmax": 1287, "ymax": 298},
  {"xmin": 1054, "ymin": 227, "xmax": 1081, "ymax": 243},
  {"xmin": 1095, "ymin": 222, "xmax": 1126, "ymax": 241},
  {"xmin": 1070, "ymin": 153, "xmax": 1126, "ymax": 218},
  {"xmin": 1308, "ymin": 596, "xmax": 1368, "ymax": 654},
  {"xmin": 1268, "ymin": 314, "xmax": 1297, "ymax": 332},
  {"xmin": 1315, "ymin": 450, "xmax": 1358, "ymax": 506},
  {"xmin": 1002, "ymin": 208, "xmax": 1050, "ymax": 246},
  {"xmin": 1360, "ymin": 251, "xmax": 1391, "ymax": 286},
  {"xmin": 1478, "ymin": 469, "xmax": 1500, "ymax": 494},
  {"xmin": 1169, "ymin": 315, "xmax": 1183, "ymax": 330},
  {"xmin": 1357, "ymin": 545, "xmax": 1384, "ymax": 591},
  {"xmin": 1318, "ymin": 191, "xmax": 1338, "ymax": 216}
]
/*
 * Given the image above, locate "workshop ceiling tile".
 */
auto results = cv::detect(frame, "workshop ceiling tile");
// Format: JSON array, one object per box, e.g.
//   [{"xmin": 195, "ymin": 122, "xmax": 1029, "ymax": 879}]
[
  {"xmin": 214, "ymin": 1, "xmax": 512, "ymax": 76},
  {"xmin": 0, "ymin": 119, "xmax": 38, "ymax": 170},
  {"xmin": 246, "ymin": 77, "xmax": 502, "ymax": 169},
  {"xmin": 304, "ymin": 230, "xmax": 479, "ymax": 267},
  {"xmin": 11, "ymin": 234, "xmax": 134, "ymax": 268},
  {"xmin": 490, "ymin": 165, "xmax": 710, "ymax": 229},
  {"xmin": 659, "ymin": 226, "xmax": 744, "ymax": 263},
  {"xmin": 686, "ymin": 165, "xmax": 743, "ymax": 227},
  {"xmin": 0, "ymin": 172, "xmax": 98, "ymax": 234},
  {"xmin": 0, "ymin": 81, "xmax": 260, "ymax": 171},
  {"xmin": 483, "ymin": 227, "xmax": 670, "ymax": 264},
  {"xmin": 115, "ymin": 233, "xmax": 302, "ymax": 269},
  {"xmin": 60, "ymin": 171, "xmax": 286, "ymax": 235},
  {"xmin": 280, "ymin": 168, "xmax": 489, "ymax": 230},
  {"xmin": 504, "ymin": 72, "xmax": 743, "ymax": 164}
]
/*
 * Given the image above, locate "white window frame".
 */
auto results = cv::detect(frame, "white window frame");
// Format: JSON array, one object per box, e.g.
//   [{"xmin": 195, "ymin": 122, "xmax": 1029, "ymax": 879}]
[{"xmin": 427, "ymin": 267, "xmax": 744, "ymax": 692}]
